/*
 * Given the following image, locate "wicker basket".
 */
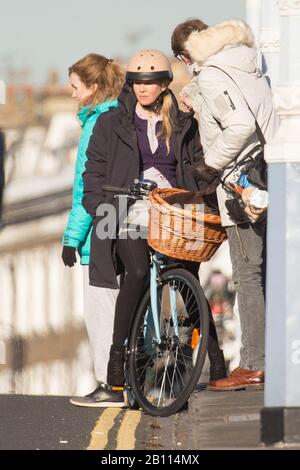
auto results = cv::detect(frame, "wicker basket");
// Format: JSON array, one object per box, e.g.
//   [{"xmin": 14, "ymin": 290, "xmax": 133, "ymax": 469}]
[{"xmin": 148, "ymin": 188, "xmax": 227, "ymax": 262}]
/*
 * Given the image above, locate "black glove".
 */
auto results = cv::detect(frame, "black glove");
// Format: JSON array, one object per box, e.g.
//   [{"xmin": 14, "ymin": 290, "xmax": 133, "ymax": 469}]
[
  {"xmin": 191, "ymin": 159, "xmax": 220, "ymax": 184},
  {"xmin": 61, "ymin": 245, "xmax": 77, "ymax": 267}
]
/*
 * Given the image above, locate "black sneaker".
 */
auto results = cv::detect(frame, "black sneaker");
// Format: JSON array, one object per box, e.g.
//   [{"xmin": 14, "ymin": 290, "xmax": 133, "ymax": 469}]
[
  {"xmin": 107, "ymin": 345, "xmax": 125, "ymax": 386},
  {"xmin": 70, "ymin": 383, "xmax": 126, "ymax": 408}
]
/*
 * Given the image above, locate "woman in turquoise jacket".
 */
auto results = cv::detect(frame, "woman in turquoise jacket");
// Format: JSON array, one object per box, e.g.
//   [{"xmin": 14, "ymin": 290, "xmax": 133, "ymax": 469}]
[
  {"xmin": 63, "ymin": 100, "xmax": 116, "ymax": 264},
  {"xmin": 61, "ymin": 53, "xmax": 125, "ymax": 407}
]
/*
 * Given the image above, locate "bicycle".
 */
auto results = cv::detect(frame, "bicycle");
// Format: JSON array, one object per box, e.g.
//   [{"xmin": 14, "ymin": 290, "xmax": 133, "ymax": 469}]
[{"xmin": 103, "ymin": 180, "xmax": 210, "ymax": 417}]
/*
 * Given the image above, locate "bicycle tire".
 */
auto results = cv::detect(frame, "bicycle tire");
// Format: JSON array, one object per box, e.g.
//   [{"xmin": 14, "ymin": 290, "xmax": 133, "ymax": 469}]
[
  {"xmin": 124, "ymin": 363, "xmax": 139, "ymax": 409},
  {"xmin": 128, "ymin": 268, "xmax": 209, "ymax": 417}
]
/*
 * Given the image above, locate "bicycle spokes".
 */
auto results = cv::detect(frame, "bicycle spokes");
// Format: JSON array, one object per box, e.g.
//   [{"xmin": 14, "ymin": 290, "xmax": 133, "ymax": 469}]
[{"xmin": 133, "ymin": 276, "xmax": 204, "ymax": 409}]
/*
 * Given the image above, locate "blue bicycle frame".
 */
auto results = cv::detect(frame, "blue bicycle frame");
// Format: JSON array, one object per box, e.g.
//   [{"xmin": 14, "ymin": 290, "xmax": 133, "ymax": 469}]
[{"xmin": 149, "ymin": 252, "xmax": 179, "ymax": 344}]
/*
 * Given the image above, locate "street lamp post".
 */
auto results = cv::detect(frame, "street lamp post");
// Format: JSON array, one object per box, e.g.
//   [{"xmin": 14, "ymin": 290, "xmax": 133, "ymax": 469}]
[
  {"xmin": 261, "ymin": 0, "xmax": 300, "ymax": 445},
  {"xmin": 246, "ymin": 0, "xmax": 263, "ymax": 65},
  {"xmin": 259, "ymin": 0, "xmax": 280, "ymax": 88},
  {"xmin": 246, "ymin": 0, "xmax": 263, "ymax": 41}
]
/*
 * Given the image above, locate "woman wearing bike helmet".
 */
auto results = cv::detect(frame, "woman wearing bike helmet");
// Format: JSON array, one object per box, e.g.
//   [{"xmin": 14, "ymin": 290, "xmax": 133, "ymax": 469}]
[{"xmin": 83, "ymin": 49, "xmax": 226, "ymax": 404}]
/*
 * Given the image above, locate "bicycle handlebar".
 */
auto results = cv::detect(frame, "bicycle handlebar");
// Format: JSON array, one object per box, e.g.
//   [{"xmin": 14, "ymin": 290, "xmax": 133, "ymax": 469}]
[
  {"xmin": 102, "ymin": 184, "xmax": 130, "ymax": 195},
  {"xmin": 102, "ymin": 180, "xmax": 157, "ymax": 200}
]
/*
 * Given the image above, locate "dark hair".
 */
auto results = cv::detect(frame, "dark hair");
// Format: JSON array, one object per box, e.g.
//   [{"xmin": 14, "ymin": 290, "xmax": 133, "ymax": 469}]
[{"xmin": 171, "ymin": 18, "xmax": 208, "ymax": 57}]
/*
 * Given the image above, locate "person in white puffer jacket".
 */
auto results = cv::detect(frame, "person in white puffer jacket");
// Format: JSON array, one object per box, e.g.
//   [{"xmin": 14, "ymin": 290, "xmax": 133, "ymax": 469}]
[{"xmin": 171, "ymin": 18, "xmax": 278, "ymax": 391}]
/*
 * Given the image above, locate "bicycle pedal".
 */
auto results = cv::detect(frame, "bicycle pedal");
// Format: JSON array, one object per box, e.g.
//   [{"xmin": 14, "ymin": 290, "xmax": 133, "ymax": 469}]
[{"xmin": 111, "ymin": 386, "xmax": 125, "ymax": 392}]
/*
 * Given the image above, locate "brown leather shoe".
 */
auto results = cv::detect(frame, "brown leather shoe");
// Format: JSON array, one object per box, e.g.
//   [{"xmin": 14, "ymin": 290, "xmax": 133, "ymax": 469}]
[{"xmin": 207, "ymin": 367, "xmax": 264, "ymax": 391}]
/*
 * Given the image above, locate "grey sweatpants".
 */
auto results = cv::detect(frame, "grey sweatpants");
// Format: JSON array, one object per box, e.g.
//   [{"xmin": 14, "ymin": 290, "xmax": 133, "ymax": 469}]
[{"xmin": 82, "ymin": 266, "xmax": 119, "ymax": 384}]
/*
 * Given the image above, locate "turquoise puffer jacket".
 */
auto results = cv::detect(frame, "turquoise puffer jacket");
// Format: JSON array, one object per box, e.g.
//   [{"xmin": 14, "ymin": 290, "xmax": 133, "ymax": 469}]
[{"xmin": 63, "ymin": 100, "xmax": 118, "ymax": 265}]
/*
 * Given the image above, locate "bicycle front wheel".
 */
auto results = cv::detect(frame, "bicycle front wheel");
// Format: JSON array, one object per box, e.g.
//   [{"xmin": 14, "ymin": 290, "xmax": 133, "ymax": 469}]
[{"xmin": 128, "ymin": 268, "xmax": 209, "ymax": 417}]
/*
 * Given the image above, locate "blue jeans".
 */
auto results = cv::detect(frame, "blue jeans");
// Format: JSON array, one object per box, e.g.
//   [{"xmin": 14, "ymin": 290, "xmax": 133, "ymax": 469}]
[{"xmin": 226, "ymin": 221, "xmax": 266, "ymax": 371}]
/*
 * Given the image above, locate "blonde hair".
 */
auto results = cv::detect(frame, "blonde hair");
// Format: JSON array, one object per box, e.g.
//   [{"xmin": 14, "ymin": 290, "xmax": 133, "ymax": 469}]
[
  {"xmin": 158, "ymin": 83, "xmax": 174, "ymax": 154},
  {"xmin": 69, "ymin": 53, "xmax": 125, "ymax": 108}
]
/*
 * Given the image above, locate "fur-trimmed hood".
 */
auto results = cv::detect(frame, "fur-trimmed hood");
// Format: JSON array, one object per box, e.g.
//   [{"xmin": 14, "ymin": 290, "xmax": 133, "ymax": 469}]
[{"xmin": 185, "ymin": 20, "xmax": 255, "ymax": 66}]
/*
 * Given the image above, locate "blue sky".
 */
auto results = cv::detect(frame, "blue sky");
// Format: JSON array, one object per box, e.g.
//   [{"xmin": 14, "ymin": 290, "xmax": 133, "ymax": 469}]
[{"xmin": 0, "ymin": 0, "xmax": 246, "ymax": 84}]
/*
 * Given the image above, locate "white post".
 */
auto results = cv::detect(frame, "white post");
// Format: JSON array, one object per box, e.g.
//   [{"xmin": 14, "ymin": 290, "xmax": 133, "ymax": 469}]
[
  {"xmin": 259, "ymin": 0, "xmax": 280, "ymax": 88},
  {"xmin": 261, "ymin": 0, "xmax": 300, "ymax": 445},
  {"xmin": 247, "ymin": 0, "xmax": 263, "ymax": 40},
  {"xmin": 247, "ymin": 0, "xmax": 263, "ymax": 65}
]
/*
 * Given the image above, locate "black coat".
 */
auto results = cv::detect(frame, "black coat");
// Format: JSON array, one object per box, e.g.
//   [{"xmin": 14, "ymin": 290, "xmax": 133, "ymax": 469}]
[{"xmin": 83, "ymin": 83, "xmax": 210, "ymax": 288}]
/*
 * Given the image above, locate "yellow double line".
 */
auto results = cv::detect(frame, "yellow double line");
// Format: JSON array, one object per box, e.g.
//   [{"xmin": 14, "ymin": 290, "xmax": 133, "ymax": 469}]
[{"xmin": 87, "ymin": 408, "xmax": 142, "ymax": 450}]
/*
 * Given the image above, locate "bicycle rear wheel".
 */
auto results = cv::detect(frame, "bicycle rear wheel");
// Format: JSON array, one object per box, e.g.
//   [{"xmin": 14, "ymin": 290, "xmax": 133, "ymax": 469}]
[{"xmin": 128, "ymin": 268, "xmax": 209, "ymax": 417}]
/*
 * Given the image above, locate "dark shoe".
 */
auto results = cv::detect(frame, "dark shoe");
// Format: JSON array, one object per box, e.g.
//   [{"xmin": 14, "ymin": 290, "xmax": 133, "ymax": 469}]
[
  {"xmin": 207, "ymin": 367, "xmax": 264, "ymax": 391},
  {"xmin": 208, "ymin": 349, "xmax": 227, "ymax": 381},
  {"xmin": 107, "ymin": 345, "xmax": 125, "ymax": 387},
  {"xmin": 70, "ymin": 383, "xmax": 125, "ymax": 407}
]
